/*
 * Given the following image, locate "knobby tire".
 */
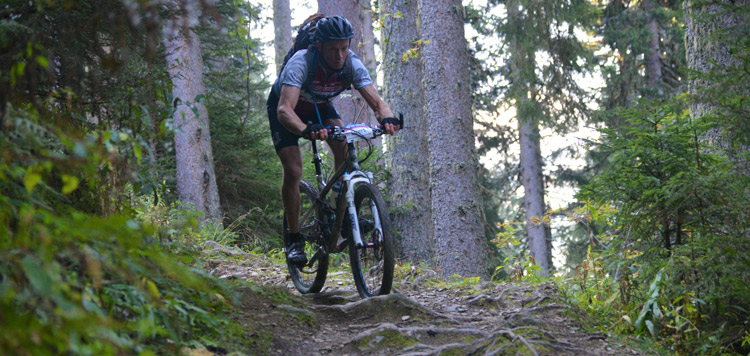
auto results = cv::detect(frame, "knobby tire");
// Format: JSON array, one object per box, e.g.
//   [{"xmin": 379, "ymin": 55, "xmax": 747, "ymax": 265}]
[{"xmin": 348, "ymin": 183, "xmax": 394, "ymax": 298}]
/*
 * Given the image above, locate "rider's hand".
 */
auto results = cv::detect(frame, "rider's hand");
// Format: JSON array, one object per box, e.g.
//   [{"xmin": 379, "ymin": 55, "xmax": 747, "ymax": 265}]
[
  {"xmin": 302, "ymin": 123, "xmax": 328, "ymax": 140},
  {"xmin": 381, "ymin": 117, "xmax": 401, "ymax": 135}
]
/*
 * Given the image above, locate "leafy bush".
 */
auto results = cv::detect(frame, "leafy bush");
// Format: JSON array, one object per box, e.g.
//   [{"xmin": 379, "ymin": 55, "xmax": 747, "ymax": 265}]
[
  {"xmin": 0, "ymin": 208, "xmax": 235, "ymax": 355},
  {"xmin": 0, "ymin": 105, "xmax": 242, "ymax": 355},
  {"xmin": 0, "ymin": 1, "xmax": 281, "ymax": 353}
]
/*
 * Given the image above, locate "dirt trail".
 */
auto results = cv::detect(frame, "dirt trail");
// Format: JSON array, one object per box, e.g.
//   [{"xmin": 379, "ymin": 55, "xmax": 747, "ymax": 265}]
[{"xmin": 203, "ymin": 244, "xmax": 644, "ymax": 356}]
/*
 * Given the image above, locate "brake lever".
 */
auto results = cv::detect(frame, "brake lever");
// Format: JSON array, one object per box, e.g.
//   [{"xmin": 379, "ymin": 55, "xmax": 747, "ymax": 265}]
[{"xmin": 330, "ymin": 126, "xmax": 346, "ymax": 142}]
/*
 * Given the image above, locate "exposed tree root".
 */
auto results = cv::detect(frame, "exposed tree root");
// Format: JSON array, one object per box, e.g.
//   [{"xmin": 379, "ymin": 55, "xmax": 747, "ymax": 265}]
[
  {"xmin": 526, "ymin": 304, "xmax": 570, "ymax": 314},
  {"xmin": 526, "ymin": 295, "xmax": 549, "ymax": 307},
  {"xmin": 206, "ymin": 231, "xmax": 646, "ymax": 356},
  {"xmin": 314, "ymin": 293, "xmax": 484, "ymax": 325},
  {"xmin": 483, "ymin": 329, "xmax": 538, "ymax": 356},
  {"xmin": 341, "ymin": 318, "xmax": 606, "ymax": 356}
]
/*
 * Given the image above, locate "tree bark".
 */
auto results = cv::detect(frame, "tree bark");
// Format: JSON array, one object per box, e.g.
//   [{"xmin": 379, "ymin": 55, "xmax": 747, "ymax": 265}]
[
  {"xmin": 644, "ymin": 0, "xmax": 663, "ymax": 94},
  {"xmin": 685, "ymin": 0, "xmax": 750, "ymax": 172},
  {"xmin": 419, "ymin": 0, "xmax": 490, "ymax": 278},
  {"xmin": 273, "ymin": 0, "xmax": 293, "ymax": 75},
  {"xmin": 508, "ymin": 0, "xmax": 552, "ymax": 277},
  {"xmin": 517, "ymin": 117, "xmax": 552, "ymax": 276},
  {"xmin": 163, "ymin": 0, "xmax": 222, "ymax": 223},
  {"xmin": 381, "ymin": 0, "xmax": 434, "ymax": 266}
]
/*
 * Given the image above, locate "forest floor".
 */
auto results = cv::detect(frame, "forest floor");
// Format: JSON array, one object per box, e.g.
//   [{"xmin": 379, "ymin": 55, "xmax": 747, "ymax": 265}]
[{"xmin": 195, "ymin": 241, "xmax": 653, "ymax": 356}]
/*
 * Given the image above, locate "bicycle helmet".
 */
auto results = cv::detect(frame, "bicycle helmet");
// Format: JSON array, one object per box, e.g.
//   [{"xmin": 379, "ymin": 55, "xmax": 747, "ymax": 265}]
[{"xmin": 315, "ymin": 16, "xmax": 354, "ymax": 42}]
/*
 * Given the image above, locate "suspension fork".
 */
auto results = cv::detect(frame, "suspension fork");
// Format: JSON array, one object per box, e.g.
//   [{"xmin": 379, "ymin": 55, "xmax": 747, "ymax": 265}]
[{"xmin": 343, "ymin": 171, "xmax": 371, "ymax": 248}]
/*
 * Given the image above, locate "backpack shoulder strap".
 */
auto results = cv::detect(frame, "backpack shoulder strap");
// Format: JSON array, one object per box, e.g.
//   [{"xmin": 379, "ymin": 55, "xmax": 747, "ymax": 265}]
[
  {"xmin": 305, "ymin": 48, "xmax": 324, "ymax": 125},
  {"xmin": 306, "ymin": 48, "xmax": 317, "ymax": 95}
]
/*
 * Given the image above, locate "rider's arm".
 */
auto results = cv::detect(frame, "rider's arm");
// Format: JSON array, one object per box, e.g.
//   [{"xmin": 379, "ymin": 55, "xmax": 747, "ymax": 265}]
[
  {"xmin": 358, "ymin": 85, "xmax": 399, "ymax": 135},
  {"xmin": 277, "ymin": 86, "xmax": 304, "ymax": 135},
  {"xmin": 278, "ymin": 85, "xmax": 329, "ymax": 140}
]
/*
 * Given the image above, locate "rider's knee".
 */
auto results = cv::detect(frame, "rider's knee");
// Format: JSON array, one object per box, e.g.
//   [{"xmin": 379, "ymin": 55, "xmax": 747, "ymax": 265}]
[{"xmin": 282, "ymin": 164, "xmax": 303, "ymax": 182}]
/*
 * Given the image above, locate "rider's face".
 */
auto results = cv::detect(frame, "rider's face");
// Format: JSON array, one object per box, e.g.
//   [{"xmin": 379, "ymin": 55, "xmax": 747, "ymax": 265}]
[{"xmin": 318, "ymin": 39, "xmax": 350, "ymax": 70}]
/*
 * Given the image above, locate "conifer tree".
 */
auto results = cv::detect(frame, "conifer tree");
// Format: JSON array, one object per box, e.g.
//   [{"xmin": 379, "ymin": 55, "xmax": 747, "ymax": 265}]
[
  {"xmin": 557, "ymin": 0, "xmax": 686, "ymax": 269},
  {"xmin": 685, "ymin": 0, "xmax": 750, "ymax": 172},
  {"xmin": 598, "ymin": 0, "xmax": 684, "ymax": 112},
  {"xmin": 380, "ymin": 0, "xmax": 435, "ymax": 265},
  {"xmin": 163, "ymin": 0, "xmax": 222, "ymax": 223},
  {"xmin": 471, "ymin": 0, "xmax": 597, "ymax": 276},
  {"xmin": 420, "ymin": 0, "xmax": 491, "ymax": 278},
  {"xmin": 273, "ymin": 0, "xmax": 293, "ymax": 74}
]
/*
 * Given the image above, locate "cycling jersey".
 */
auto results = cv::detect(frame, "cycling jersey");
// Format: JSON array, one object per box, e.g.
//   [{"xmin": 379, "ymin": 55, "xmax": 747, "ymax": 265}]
[
  {"xmin": 267, "ymin": 48, "xmax": 373, "ymax": 151},
  {"xmin": 270, "ymin": 48, "xmax": 373, "ymax": 117}
]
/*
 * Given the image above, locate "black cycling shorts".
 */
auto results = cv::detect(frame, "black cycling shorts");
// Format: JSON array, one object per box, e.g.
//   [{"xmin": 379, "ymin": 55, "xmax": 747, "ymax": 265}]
[{"xmin": 267, "ymin": 90, "xmax": 340, "ymax": 152}]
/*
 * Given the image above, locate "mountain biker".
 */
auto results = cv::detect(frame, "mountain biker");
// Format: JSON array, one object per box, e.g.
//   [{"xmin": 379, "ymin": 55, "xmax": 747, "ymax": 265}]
[{"xmin": 266, "ymin": 15, "xmax": 401, "ymax": 266}]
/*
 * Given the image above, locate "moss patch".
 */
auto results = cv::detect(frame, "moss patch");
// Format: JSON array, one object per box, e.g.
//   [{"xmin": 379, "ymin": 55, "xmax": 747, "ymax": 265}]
[
  {"xmin": 227, "ymin": 283, "xmax": 317, "ymax": 355},
  {"xmin": 282, "ymin": 308, "xmax": 318, "ymax": 329},
  {"xmin": 356, "ymin": 329, "xmax": 419, "ymax": 352}
]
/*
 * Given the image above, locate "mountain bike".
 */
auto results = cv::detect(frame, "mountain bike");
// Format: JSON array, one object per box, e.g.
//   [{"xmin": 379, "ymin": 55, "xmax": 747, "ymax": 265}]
[{"xmin": 282, "ymin": 115, "xmax": 402, "ymax": 299}]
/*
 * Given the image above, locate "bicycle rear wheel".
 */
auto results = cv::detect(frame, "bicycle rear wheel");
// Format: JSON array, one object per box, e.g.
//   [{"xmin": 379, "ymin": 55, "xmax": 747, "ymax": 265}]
[
  {"xmin": 348, "ymin": 183, "xmax": 394, "ymax": 298},
  {"xmin": 283, "ymin": 180, "xmax": 329, "ymax": 294}
]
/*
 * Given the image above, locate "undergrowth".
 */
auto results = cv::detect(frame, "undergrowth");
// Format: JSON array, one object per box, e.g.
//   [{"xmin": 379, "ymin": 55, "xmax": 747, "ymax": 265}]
[
  {"xmin": 563, "ymin": 92, "xmax": 750, "ymax": 355},
  {"xmin": 0, "ymin": 104, "xmax": 254, "ymax": 355}
]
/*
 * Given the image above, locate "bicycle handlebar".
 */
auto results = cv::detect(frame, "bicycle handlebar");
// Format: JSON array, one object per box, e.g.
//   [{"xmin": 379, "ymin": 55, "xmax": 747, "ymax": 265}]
[
  {"xmin": 309, "ymin": 113, "xmax": 404, "ymax": 144},
  {"xmin": 328, "ymin": 124, "xmax": 382, "ymax": 143}
]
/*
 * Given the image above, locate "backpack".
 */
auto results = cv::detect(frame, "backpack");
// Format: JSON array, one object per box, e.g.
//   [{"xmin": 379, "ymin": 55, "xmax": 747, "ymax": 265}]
[{"xmin": 279, "ymin": 14, "xmax": 326, "ymax": 75}]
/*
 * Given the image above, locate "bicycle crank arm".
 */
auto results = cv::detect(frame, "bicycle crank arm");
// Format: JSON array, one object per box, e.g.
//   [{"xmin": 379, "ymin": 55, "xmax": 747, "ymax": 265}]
[{"xmin": 306, "ymin": 246, "xmax": 327, "ymax": 268}]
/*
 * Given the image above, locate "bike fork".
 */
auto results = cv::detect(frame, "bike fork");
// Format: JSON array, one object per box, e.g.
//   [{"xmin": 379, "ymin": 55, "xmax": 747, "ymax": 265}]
[
  {"xmin": 342, "ymin": 172, "xmax": 381, "ymax": 249},
  {"xmin": 345, "ymin": 184, "xmax": 363, "ymax": 248}
]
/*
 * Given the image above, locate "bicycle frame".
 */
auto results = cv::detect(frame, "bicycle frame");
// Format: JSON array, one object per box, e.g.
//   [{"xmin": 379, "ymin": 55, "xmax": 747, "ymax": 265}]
[
  {"xmin": 287, "ymin": 117, "xmax": 401, "ymax": 297},
  {"xmin": 308, "ymin": 134, "xmax": 379, "ymax": 253}
]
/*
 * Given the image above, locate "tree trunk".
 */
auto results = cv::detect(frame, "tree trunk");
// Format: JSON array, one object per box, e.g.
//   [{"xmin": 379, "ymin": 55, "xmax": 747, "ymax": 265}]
[
  {"xmin": 509, "ymin": 0, "xmax": 552, "ymax": 277},
  {"xmin": 685, "ymin": 0, "xmax": 750, "ymax": 172},
  {"xmin": 163, "ymin": 0, "xmax": 222, "ymax": 223},
  {"xmin": 381, "ymin": 0, "xmax": 434, "ymax": 266},
  {"xmin": 644, "ymin": 0, "xmax": 663, "ymax": 94},
  {"xmin": 419, "ymin": 0, "xmax": 490, "ymax": 279},
  {"xmin": 273, "ymin": 0, "xmax": 293, "ymax": 75},
  {"xmin": 517, "ymin": 117, "xmax": 552, "ymax": 276},
  {"xmin": 318, "ymin": 0, "xmax": 378, "ymax": 126}
]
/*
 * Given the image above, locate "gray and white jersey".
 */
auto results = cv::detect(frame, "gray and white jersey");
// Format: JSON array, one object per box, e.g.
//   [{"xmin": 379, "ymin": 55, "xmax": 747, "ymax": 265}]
[{"xmin": 271, "ymin": 49, "xmax": 373, "ymax": 115}]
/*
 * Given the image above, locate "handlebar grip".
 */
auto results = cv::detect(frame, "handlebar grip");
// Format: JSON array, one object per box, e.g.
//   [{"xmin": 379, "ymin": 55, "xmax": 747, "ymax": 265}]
[
  {"xmin": 303, "ymin": 122, "xmax": 335, "ymax": 140},
  {"xmin": 377, "ymin": 114, "xmax": 405, "ymax": 131}
]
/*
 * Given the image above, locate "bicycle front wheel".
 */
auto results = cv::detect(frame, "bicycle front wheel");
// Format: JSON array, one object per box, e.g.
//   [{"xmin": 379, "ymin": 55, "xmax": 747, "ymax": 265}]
[
  {"xmin": 348, "ymin": 183, "xmax": 394, "ymax": 298},
  {"xmin": 283, "ymin": 180, "xmax": 329, "ymax": 294}
]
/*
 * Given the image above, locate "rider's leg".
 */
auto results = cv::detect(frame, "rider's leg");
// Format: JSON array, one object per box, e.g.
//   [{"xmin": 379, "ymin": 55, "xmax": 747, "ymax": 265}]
[
  {"xmin": 277, "ymin": 145, "xmax": 303, "ymax": 234},
  {"xmin": 278, "ymin": 145, "xmax": 308, "ymax": 265},
  {"xmin": 267, "ymin": 92, "xmax": 306, "ymax": 264}
]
